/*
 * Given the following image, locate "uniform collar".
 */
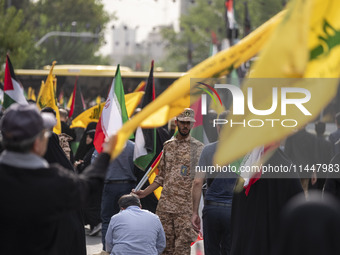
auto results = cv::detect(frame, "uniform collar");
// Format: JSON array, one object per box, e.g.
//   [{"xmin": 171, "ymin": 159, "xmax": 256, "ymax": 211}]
[{"xmin": 175, "ymin": 133, "xmax": 191, "ymax": 142}]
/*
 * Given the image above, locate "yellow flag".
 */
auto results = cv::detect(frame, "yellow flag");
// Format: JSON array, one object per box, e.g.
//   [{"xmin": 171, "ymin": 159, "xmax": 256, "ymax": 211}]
[
  {"xmin": 110, "ymin": 10, "xmax": 285, "ymax": 159},
  {"xmin": 67, "ymin": 92, "xmax": 73, "ymax": 109},
  {"xmin": 148, "ymin": 166, "xmax": 162, "ymax": 200},
  {"xmin": 70, "ymin": 91, "xmax": 144, "ymax": 129},
  {"xmin": 133, "ymin": 81, "xmax": 146, "ymax": 92},
  {"xmin": 96, "ymin": 95, "xmax": 101, "ymax": 105},
  {"xmin": 37, "ymin": 61, "xmax": 62, "ymax": 134},
  {"xmin": 27, "ymin": 87, "xmax": 36, "ymax": 101},
  {"xmin": 214, "ymin": 0, "xmax": 340, "ymax": 166}
]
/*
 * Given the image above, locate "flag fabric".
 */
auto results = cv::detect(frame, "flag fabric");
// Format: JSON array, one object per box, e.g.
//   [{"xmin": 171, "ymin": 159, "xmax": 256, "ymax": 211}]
[
  {"xmin": 70, "ymin": 92, "xmax": 144, "ymax": 129},
  {"xmin": 147, "ymin": 151, "xmax": 163, "ymax": 199},
  {"xmin": 58, "ymin": 89, "xmax": 65, "ymax": 107},
  {"xmin": 68, "ymin": 77, "xmax": 78, "ymax": 118},
  {"xmin": 110, "ymin": 9, "xmax": 285, "ymax": 159},
  {"xmin": 134, "ymin": 61, "xmax": 157, "ymax": 170},
  {"xmin": 3, "ymin": 54, "xmax": 28, "ymax": 109},
  {"xmin": 78, "ymin": 83, "xmax": 86, "ymax": 110},
  {"xmin": 209, "ymin": 31, "xmax": 219, "ymax": 56},
  {"xmin": 190, "ymin": 98, "xmax": 209, "ymax": 144},
  {"xmin": 96, "ymin": 96, "xmax": 101, "ymax": 105},
  {"xmin": 214, "ymin": 0, "xmax": 340, "ymax": 167},
  {"xmin": 133, "ymin": 81, "xmax": 146, "ymax": 92},
  {"xmin": 37, "ymin": 61, "xmax": 61, "ymax": 134},
  {"xmin": 94, "ymin": 65, "xmax": 130, "ymax": 153},
  {"xmin": 27, "ymin": 87, "xmax": 36, "ymax": 101}
]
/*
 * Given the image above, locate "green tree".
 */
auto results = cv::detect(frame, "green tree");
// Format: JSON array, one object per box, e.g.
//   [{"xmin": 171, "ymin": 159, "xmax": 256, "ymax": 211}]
[
  {"xmin": 0, "ymin": 0, "xmax": 32, "ymax": 71},
  {"xmin": 23, "ymin": 0, "xmax": 112, "ymax": 68},
  {"xmin": 160, "ymin": 0, "xmax": 285, "ymax": 72}
]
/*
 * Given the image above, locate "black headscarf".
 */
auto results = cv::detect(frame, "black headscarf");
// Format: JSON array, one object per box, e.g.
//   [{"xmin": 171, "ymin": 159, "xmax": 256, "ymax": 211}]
[
  {"xmin": 272, "ymin": 191, "xmax": 340, "ymax": 255},
  {"xmin": 74, "ymin": 122, "xmax": 97, "ymax": 161}
]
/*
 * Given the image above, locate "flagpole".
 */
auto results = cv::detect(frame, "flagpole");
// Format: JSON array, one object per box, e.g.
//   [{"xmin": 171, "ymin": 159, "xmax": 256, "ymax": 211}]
[
  {"xmin": 134, "ymin": 151, "xmax": 163, "ymax": 191},
  {"xmin": 134, "ymin": 165, "xmax": 154, "ymax": 191}
]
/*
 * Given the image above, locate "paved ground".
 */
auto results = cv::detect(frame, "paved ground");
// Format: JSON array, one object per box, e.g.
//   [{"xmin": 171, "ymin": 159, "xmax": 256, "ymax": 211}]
[{"xmin": 85, "ymin": 226, "xmax": 103, "ymax": 255}]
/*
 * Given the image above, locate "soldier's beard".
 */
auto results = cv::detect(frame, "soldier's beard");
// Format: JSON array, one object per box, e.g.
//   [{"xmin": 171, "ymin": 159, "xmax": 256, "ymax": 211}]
[{"xmin": 178, "ymin": 128, "xmax": 190, "ymax": 137}]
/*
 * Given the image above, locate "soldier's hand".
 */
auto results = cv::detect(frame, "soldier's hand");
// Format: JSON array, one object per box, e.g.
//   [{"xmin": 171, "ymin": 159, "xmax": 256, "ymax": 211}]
[
  {"xmin": 131, "ymin": 189, "xmax": 146, "ymax": 198},
  {"xmin": 191, "ymin": 213, "xmax": 201, "ymax": 232}
]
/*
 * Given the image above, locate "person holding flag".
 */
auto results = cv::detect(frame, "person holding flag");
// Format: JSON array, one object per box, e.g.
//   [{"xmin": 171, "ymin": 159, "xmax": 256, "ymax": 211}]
[
  {"xmin": 92, "ymin": 65, "xmax": 137, "ymax": 251},
  {"xmin": 133, "ymin": 108, "xmax": 204, "ymax": 255}
]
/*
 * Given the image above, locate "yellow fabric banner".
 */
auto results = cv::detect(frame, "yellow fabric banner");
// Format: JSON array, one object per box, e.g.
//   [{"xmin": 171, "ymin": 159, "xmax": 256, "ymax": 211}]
[
  {"xmin": 71, "ymin": 91, "xmax": 144, "ymax": 129},
  {"xmin": 36, "ymin": 61, "xmax": 62, "ymax": 134},
  {"xmin": 214, "ymin": 0, "xmax": 340, "ymax": 166}
]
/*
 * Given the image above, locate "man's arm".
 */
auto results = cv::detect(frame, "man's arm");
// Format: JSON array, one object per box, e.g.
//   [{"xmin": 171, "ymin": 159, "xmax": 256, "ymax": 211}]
[
  {"xmin": 133, "ymin": 151, "xmax": 165, "ymax": 198},
  {"xmin": 191, "ymin": 177, "xmax": 204, "ymax": 232},
  {"xmin": 133, "ymin": 181, "xmax": 160, "ymax": 198}
]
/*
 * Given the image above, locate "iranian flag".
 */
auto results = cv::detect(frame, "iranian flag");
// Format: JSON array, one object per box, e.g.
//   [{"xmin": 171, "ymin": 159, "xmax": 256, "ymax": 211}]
[
  {"xmin": 3, "ymin": 54, "xmax": 27, "ymax": 109},
  {"xmin": 94, "ymin": 65, "xmax": 129, "ymax": 153}
]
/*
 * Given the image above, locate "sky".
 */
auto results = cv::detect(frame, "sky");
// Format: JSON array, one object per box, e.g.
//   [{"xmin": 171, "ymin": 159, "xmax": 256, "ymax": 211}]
[{"xmin": 99, "ymin": 0, "xmax": 180, "ymax": 56}]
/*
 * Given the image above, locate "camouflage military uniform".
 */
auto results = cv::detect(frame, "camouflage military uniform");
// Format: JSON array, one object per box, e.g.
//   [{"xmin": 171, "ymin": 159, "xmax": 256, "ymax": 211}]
[{"xmin": 154, "ymin": 134, "xmax": 204, "ymax": 255}]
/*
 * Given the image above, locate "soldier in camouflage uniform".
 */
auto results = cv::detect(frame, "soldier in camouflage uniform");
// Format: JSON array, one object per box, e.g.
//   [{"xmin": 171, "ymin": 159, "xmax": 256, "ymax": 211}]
[{"xmin": 134, "ymin": 108, "xmax": 204, "ymax": 255}]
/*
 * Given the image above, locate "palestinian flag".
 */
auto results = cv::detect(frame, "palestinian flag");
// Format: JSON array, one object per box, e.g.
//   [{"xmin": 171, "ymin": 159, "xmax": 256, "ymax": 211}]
[
  {"xmin": 134, "ymin": 61, "xmax": 157, "ymax": 170},
  {"xmin": 3, "ymin": 54, "xmax": 27, "ymax": 109}
]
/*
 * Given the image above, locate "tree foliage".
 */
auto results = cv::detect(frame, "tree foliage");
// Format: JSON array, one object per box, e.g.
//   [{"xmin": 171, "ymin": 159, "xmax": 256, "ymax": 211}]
[
  {"xmin": 0, "ymin": 0, "xmax": 113, "ymax": 71},
  {"xmin": 0, "ymin": 0, "xmax": 32, "ymax": 70},
  {"xmin": 160, "ymin": 0, "xmax": 285, "ymax": 72}
]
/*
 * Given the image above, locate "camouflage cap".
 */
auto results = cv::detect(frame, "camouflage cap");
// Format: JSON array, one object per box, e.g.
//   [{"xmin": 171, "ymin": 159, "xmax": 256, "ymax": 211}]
[{"xmin": 177, "ymin": 108, "xmax": 196, "ymax": 122}]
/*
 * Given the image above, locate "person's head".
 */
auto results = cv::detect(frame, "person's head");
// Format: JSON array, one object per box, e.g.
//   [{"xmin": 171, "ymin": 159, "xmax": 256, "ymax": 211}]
[
  {"xmin": 207, "ymin": 109, "xmax": 217, "ymax": 124},
  {"xmin": 315, "ymin": 121, "xmax": 326, "ymax": 136},
  {"xmin": 335, "ymin": 112, "xmax": 340, "ymax": 127},
  {"xmin": 40, "ymin": 107, "xmax": 57, "ymax": 131},
  {"xmin": 0, "ymin": 104, "xmax": 56, "ymax": 155},
  {"xmin": 118, "ymin": 194, "xmax": 141, "ymax": 210},
  {"xmin": 175, "ymin": 108, "xmax": 196, "ymax": 138},
  {"xmin": 274, "ymin": 191, "xmax": 340, "ymax": 255},
  {"xmin": 85, "ymin": 129, "xmax": 95, "ymax": 145},
  {"xmin": 216, "ymin": 110, "xmax": 229, "ymax": 134},
  {"xmin": 59, "ymin": 108, "xmax": 68, "ymax": 122}
]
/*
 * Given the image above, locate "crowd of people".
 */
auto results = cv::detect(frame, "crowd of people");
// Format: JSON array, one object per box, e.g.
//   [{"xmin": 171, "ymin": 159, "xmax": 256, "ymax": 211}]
[{"xmin": 1, "ymin": 102, "xmax": 340, "ymax": 255}]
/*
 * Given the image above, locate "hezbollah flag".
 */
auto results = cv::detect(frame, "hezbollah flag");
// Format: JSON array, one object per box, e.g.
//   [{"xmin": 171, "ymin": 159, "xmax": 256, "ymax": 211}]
[
  {"xmin": 37, "ymin": 61, "xmax": 61, "ymax": 134},
  {"xmin": 70, "ymin": 92, "xmax": 144, "ymax": 129},
  {"xmin": 214, "ymin": 0, "xmax": 340, "ymax": 166},
  {"xmin": 94, "ymin": 65, "xmax": 130, "ymax": 153},
  {"xmin": 134, "ymin": 61, "xmax": 157, "ymax": 170},
  {"xmin": 27, "ymin": 87, "xmax": 36, "ymax": 102},
  {"xmin": 3, "ymin": 54, "xmax": 27, "ymax": 109}
]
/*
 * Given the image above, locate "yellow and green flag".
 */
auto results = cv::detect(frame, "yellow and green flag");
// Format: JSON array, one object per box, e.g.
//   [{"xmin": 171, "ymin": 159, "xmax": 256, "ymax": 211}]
[
  {"xmin": 37, "ymin": 61, "xmax": 61, "ymax": 134},
  {"xmin": 214, "ymin": 0, "xmax": 340, "ymax": 166}
]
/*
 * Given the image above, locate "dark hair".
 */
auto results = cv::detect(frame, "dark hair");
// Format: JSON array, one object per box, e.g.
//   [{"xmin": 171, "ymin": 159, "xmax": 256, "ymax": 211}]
[
  {"xmin": 218, "ymin": 110, "xmax": 229, "ymax": 120},
  {"xmin": 41, "ymin": 107, "xmax": 56, "ymax": 117},
  {"xmin": 315, "ymin": 121, "xmax": 326, "ymax": 136},
  {"xmin": 336, "ymin": 112, "xmax": 340, "ymax": 125},
  {"xmin": 118, "ymin": 194, "xmax": 141, "ymax": 209},
  {"xmin": 59, "ymin": 108, "xmax": 68, "ymax": 119}
]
